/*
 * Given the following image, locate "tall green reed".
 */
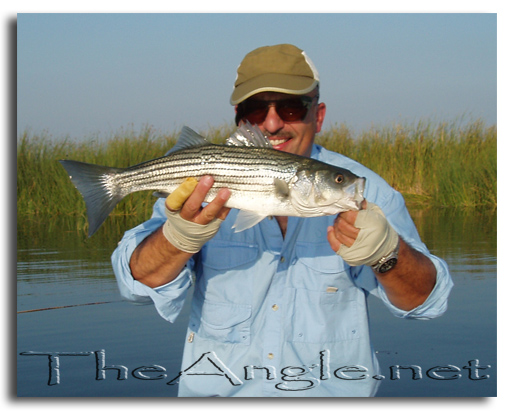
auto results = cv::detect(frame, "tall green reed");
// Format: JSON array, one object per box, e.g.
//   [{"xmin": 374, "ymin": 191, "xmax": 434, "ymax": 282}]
[
  {"xmin": 17, "ymin": 119, "xmax": 496, "ymax": 235},
  {"xmin": 17, "ymin": 125, "xmax": 179, "ymax": 228},
  {"xmin": 317, "ymin": 119, "xmax": 496, "ymax": 208}
]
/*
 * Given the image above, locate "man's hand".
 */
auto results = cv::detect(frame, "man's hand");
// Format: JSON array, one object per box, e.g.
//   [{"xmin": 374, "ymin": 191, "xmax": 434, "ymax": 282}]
[
  {"xmin": 327, "ymin": 200, "xmax": 399, "ymax": 267},
  {"xmin": 165, "ymin": 177, "xmax": 199, "ymax": 211},
  {"xmin": 130, "ymin": 176, "xmax": 231, "ymax": 288},
  {"xmin": 327, "ymin": 200, "xmax": 438, "ymax": 311},
  {"xmin": 162, "ymin": 176, "xmax": 231, "ymax": 253}
]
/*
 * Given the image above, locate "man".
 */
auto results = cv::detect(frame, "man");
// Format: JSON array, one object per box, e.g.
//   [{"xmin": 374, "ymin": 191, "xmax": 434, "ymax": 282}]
[{"xmin": 112, "ymin": 44, "xmax": 453, "ymax": 397}]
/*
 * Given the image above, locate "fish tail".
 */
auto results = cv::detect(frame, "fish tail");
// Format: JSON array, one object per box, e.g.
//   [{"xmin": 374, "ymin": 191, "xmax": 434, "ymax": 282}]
[{"xmin": 59, "ymin": 160, "xmax": 125, "ymax": 236}]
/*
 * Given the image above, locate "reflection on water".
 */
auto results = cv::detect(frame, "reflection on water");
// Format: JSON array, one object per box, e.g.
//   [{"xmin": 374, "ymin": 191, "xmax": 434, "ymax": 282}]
[
  {"xmin": 17, "ymin": 208, "xmax": 496, "ymax": 397},
  {"xmin": 369, "ymin": 207, "xmax": 496, "ymax": 397},
  {"xmin": 413, "ymin": 207, "xmax": 496, "ymax": 274}
]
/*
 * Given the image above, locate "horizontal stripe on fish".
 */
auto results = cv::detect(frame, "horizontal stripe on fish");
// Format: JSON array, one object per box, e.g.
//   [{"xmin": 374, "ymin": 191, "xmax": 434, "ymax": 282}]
[{"xmin": 59, "ymin": 123, "xmax": 365, "ymax": 236}]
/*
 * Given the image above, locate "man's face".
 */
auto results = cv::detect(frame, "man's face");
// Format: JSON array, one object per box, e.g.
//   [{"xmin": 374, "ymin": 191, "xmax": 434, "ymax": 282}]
[{"xmin": 236, "ymin": 90, "xmax": 326, "ymax": 158}]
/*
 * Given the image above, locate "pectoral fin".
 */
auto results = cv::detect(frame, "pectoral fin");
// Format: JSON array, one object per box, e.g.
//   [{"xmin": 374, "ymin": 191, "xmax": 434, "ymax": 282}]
[
  {"xmin": 232, "ymin": 210, "xmax": 268, "ymax": 233},
  {"xmin": 274, "ymin": 178, "xmax": 290, "ymax": 198}
]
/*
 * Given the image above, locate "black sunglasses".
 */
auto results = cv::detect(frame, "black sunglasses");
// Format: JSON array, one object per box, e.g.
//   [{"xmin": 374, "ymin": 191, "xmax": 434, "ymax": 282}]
[{"xmin": 235, "ymin": 96, "xmax": 317, "ymax": 125}]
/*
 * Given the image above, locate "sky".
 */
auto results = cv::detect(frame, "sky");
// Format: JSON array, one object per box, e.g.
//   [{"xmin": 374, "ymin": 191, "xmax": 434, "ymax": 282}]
[{"xmin": 16, "ymin": 12, "xmax": 497, "ymax": 140}]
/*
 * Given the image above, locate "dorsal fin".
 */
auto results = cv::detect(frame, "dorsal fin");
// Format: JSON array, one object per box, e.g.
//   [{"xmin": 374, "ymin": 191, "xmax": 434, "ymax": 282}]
[
  {"xmin": 167, "ymin": 126, "xmax": 212, "ymax": 155},
  {"xmin": 225, "ymin": 121, "xmax": 274, "ymax": 148}
]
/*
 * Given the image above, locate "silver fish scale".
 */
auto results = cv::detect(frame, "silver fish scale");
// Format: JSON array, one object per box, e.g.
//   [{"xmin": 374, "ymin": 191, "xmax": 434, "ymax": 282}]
[
  {"xmin": 59, "ymin": 123, "xmax": 365, "ymax": 236},
  {"xmin": 114, "ymin": 145, "xmax": 301, "ymax": 195}
]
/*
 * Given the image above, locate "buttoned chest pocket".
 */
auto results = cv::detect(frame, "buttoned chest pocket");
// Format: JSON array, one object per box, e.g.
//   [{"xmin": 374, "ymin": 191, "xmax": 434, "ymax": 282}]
[
  {"xmin": 193, "ymin": 241, "xmax": 258, "ymax": 344},
  {"xmin": 190, "ymin": 300, "xmax": 252, "ymax": 345},
  {"xmin": 293, "ymin": 242, "xmax": 355, "ymax": 291},
  {"xmin": 287, "ymin": 287, "xmax": 361, "ymax": 343},
  {"xmin": 199, "ymin": 240, "xmax": 259, "ymax": 302},
  {"xmin": 201, "ymin": 240, "xmax": 259, "ymax": 271},
  {"xmin": 287, "ymin": 242, "xmax": 362, "ymax": 343}
]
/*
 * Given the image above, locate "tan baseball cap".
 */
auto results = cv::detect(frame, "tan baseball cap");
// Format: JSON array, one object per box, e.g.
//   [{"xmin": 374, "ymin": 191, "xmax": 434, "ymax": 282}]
[{"xmin": 230, "ymin": 44, "xmax": 320, "ymax": 105}]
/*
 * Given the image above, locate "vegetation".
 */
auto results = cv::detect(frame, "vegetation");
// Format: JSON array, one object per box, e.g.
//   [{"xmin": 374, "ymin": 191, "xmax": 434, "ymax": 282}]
[
  {"xmin": 316, "ymin": 119, "xmax": 497, "ymax": 208},
  {"xmin": 17, "ymin": 119, "xmax": 497, "ymax": 235}
]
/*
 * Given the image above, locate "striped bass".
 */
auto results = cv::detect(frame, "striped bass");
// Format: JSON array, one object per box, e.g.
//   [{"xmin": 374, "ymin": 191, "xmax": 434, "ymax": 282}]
[{"xmin": 59, "ymin": 123, "xmax": 365, "ymax": 236}]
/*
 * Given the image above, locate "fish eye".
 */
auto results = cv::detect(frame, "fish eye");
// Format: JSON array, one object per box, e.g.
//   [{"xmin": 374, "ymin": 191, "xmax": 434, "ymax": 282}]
[{"xmin": 335, "ymin": 174, "xmax": 345, "ymax": 184}]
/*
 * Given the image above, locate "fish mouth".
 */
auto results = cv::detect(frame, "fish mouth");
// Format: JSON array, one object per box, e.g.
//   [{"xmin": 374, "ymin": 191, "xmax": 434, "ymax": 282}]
[{"xmin": 343, "ymin": 177, "xmax": 366, "ymax": 210}]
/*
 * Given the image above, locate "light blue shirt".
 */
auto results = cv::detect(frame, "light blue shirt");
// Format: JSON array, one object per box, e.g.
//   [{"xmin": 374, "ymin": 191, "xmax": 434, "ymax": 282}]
[{"xmin": 111, "ymin": 144, "xmax": 453, "ymax": 397}]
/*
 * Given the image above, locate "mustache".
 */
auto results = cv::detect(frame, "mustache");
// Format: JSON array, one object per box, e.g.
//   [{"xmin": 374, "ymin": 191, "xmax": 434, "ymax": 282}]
[{"xmin": 262, "ymin": 131, "xmax": 294, "ymax": 139}]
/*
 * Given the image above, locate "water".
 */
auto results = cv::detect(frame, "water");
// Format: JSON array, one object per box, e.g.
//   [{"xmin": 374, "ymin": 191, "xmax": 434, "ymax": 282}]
[{"xmin": 16, "ymin": 208, "xmax": 497, "ymax": 397}]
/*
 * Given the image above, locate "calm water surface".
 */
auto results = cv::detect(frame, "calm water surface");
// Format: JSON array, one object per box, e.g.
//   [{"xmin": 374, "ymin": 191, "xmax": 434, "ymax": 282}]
[{"xmin": 16, "ymin": 208, "xmax": 496, "ymax": 397}]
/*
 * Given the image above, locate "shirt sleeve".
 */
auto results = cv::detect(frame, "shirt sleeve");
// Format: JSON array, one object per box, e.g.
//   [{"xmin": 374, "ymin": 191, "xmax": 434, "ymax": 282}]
[
  {"xmin": 111, "ymin": 198, "xmax": 194, "ymax": 323},
  {"xmin": 375, "ymin": 254, "xmax": 452, "ymax": 319},
  {"xmin": 352, "ymin": 171, "xmax": 454, "ymax": 320}
]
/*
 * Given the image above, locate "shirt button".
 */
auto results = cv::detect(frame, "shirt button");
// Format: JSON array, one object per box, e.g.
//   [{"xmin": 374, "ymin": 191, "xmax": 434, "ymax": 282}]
[
  {"xmin": 272, "ymin": 304, "xmax": 279, "ymax": 311},
  {"xmin": 268, "ymin": 353, "xmax": 274, "ymax": 360},
  {"xmin": 280, "ymin": 256, "xmax": 285, "ymax": 263}
]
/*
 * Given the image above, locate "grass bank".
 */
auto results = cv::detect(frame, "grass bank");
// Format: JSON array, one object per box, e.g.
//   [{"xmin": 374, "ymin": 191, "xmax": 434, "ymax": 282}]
[{"xmin": 17, "ymin": 120, "xmax": 496, "ymax": 233}]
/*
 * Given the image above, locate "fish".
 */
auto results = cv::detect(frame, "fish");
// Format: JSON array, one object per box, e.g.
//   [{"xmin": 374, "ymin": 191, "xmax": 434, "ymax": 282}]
[{"xmin": 59, "ymin": 122, "xmax": 366, "ymax": 236}]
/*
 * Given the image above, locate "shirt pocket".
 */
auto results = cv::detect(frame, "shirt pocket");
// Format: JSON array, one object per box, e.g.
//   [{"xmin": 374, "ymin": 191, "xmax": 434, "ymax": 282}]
[
  {"xmin": 289, "ymin": 242, "xmax": 360, "ymax": 343},
  {"xmin": 293, "ymin": 241, "xmax": 355, "ymax": 292},
  {"xmin": 201, "ymin": 240, "xmax": 259, "ymax": 270},
  {"xmin": 295, "ymin": 241, "xmax": 345, "ymax": 273},
  {"xmin": 288, "ymin": 287, "xmax": 361, "ymax": 343},
  {"xmin": 191, "ymin": 300, "xmax": 251, "ymax": 345},
  {"xmin": 199, "ymin": 240, "xmax": 259, "ymax": 305}
]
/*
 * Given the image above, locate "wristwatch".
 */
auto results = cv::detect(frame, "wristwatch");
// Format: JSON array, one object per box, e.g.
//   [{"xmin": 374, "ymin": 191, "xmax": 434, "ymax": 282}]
[{"xmin": 371, "ymin": 239, "xmax": 400, "ymax": 273}]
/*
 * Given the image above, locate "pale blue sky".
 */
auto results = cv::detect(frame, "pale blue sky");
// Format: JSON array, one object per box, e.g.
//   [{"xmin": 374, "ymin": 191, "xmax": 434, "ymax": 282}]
[{"xmin": 17, "ymin": 13, "xmax": 497, "ymax": 139}]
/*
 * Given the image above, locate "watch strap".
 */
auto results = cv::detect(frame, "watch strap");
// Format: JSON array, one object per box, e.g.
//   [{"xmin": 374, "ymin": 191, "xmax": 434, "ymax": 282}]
[{"xmin": 371, "ymin": 238, "xmax": 400, "ymax": 273}]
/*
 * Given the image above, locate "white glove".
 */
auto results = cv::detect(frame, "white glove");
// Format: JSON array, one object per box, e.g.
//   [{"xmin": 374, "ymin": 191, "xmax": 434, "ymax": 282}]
[
  {"xmin": 336, "ymin": 202, "xmax": 399, "ymax": 266},
  {"xmin": 161, "ymin": 178, "xmax": 222, "ymax": 254}
]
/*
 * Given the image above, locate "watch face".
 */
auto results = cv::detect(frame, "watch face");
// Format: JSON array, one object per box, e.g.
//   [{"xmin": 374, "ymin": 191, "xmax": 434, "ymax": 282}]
[{"xmin": 378, "ymin": 257, "xmax": 398, "ymax": 273}]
